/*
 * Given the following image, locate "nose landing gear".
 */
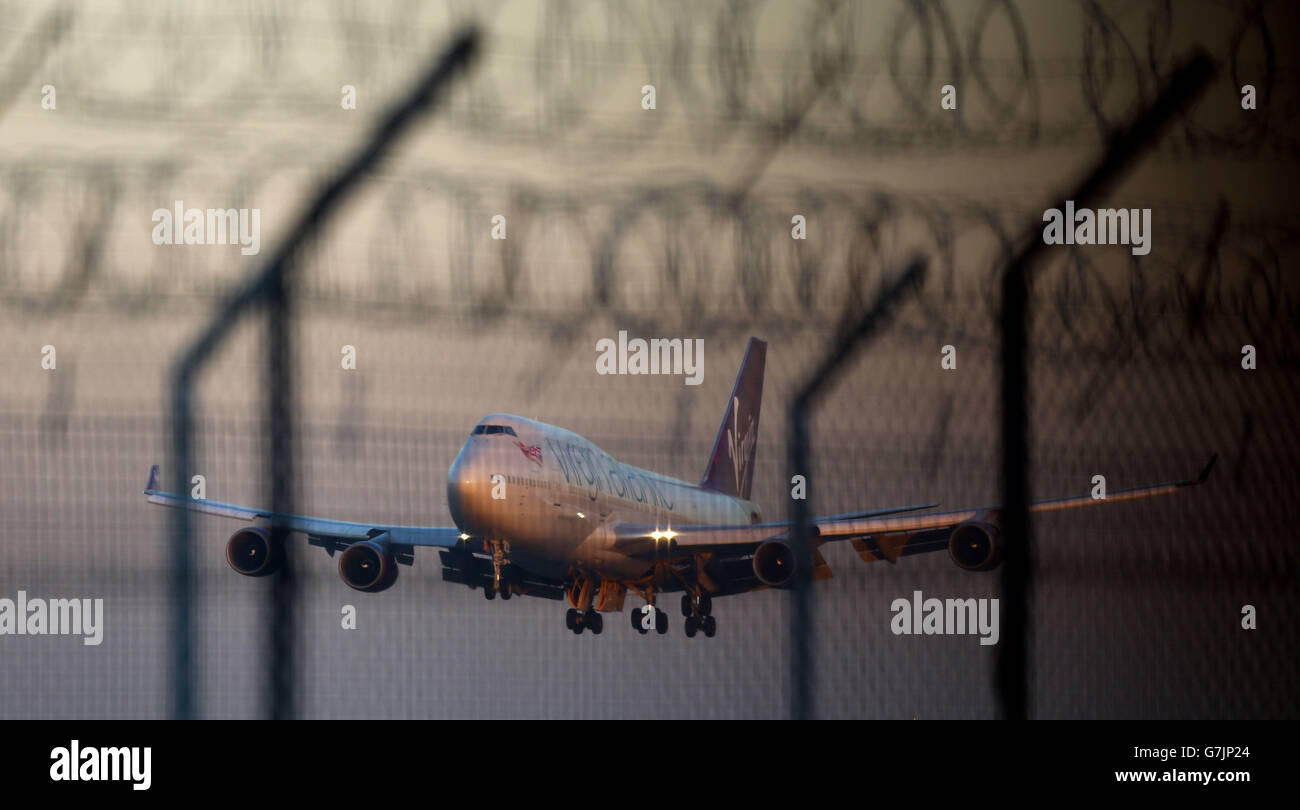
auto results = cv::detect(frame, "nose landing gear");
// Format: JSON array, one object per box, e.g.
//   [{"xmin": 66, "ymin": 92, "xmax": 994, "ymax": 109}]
[
  {"xmin": 477, "ymin": 539, "xmax": 515, "ymax": 600},
  {"xmin": 489, "ymin": 539, "xmax": 511, "ymax": 597},
  {"xmin": 484, "ymin": 581, "xmax": 512, "ymax": 599}
]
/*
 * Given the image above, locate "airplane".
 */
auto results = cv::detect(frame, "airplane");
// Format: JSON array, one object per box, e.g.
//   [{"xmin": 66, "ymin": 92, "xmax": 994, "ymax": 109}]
[{"xmin": 144, "ymin": 337, "xmax": 1216, "ymax": 638}]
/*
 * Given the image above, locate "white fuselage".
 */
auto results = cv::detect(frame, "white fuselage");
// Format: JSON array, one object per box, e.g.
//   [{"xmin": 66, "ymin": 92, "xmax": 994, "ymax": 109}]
[{"xmin": 446, "ymin": 414, "xmax": 761, "ymax": 579}]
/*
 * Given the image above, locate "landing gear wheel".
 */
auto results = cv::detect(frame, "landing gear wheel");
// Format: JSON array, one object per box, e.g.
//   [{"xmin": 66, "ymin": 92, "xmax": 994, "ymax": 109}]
[
  {"xmin": 585, "ymin": 610, "xmax": 603, "ymax": 635},
  {"xmin": 698, "ymin": 592, "xmax": 712, "ymax": 616},
  {"xmin": 684, "ymin": 615, "xmax": 699, "ymax": 638},
  {"xmin": 655, "ymin": 608, "xmax": 668, "ymax": 635},
  {"xmin": 484, "ymin": 585, "xmax": 496, "ymax": 600},
  {"xmin": 681, "ymin": 594, "xmax": 692, "ymax": 617},
  {"xmin": 499, "ymin": 583, "xmax": 512, "ymax": 600},
  {"xmin": 632, "ymin": 606, "xmax": 650, "ymax": 634},
  {"xmin": 702, "ymin": 615, "xmax": 717, "ymax": 638},
  {"xmin": 565, "ymin": 608, "xmax": 579, "ymax": 631}
]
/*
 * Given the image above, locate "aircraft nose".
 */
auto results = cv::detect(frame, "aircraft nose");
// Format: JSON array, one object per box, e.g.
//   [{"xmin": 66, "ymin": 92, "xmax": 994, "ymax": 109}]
[{"xmin": 446, "ymin": 442, "xmax": 482, "ymax": 532}]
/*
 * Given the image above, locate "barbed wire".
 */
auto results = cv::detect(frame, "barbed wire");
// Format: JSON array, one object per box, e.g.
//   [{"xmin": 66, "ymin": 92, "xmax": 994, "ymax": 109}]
[
  {"xmin": 3, "ymin": 0, "xmax": 1297, "ymax": 156},
  {"xmin": 2, "ymin": 163, "xmax": 1296, "ymax": 366}
]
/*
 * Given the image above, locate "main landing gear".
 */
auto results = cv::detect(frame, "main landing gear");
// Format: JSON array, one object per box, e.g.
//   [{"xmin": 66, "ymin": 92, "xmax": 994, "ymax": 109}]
[
  {"xmin": 559, "ymin": 570, "xmax": 718, "ymax": 638},
  {"xmin": 565, "ymin": 608, "xmax": 603, "ymax": 635},
  {"xmin": 563, "ymin": 570, "xmax": 603, "ymax": 634},
  {"xmin": 630, "ymin": 604, "xmax": 669, "ymax": 635},
  {"xmin": 681, "ymin": 592, "xmax": 716, "ymax": 638}
]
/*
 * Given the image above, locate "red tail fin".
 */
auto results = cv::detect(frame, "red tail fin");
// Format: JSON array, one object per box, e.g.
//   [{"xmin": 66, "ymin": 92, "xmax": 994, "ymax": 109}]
[{"xmin": 700, "ymin": 338, "xmax": 766, "ymax": 500}]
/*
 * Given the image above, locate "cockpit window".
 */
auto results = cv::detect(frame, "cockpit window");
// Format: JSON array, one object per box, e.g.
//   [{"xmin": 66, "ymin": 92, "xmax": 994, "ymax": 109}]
[{"xmin": 472, "ymin": 424, "xmax": 518, "ymax": 437}]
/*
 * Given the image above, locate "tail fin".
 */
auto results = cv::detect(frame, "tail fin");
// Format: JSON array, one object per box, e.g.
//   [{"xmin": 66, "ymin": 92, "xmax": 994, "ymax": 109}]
[{"xmin": 700, "ymin": 337, "xmax": 766, "ymax": 500}]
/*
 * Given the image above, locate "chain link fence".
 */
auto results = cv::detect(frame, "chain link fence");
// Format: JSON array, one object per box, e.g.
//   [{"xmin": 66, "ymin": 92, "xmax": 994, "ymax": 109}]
[{"xmin": 1, "ymin": 0, "xmax": 1296, "ymax": 719}]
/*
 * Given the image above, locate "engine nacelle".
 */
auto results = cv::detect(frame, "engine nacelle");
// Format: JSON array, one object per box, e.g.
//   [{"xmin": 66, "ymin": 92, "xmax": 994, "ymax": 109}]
[
  {"xmin": 947, "ymin": 521, "xmax": 1003, "ymax": 571},
  {"xmin": 752, "ymin": 540, "xmax": 797, "ymax": 587},
  {"xmin": 338, "ymin": 540, "xmax": 399, "ymax": 593},
  {"xmin": 226, "ymin": 526, "xmax": 284, "ymax": 577}
]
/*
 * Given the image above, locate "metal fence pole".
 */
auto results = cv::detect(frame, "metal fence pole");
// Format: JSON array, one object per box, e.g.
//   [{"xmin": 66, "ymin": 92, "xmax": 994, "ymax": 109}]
[
  {"xmin": 995, "ymin": 50, "xmax": 1215, "ymax": 720},
  {"xmin": 789, "ymin": 258, "xmax": 927, "ymax": 719},
  {"xmin": 167, "ymin": 29, "xmax": 480, "ymax": 719}
]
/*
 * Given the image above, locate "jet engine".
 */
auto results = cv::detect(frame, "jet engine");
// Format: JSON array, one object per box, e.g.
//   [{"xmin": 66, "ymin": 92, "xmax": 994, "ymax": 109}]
[
  {"xmin": 338, "ymin": 539, "xmax": 399, "ymax": 593},
  {"xmin": 947, "ymin": 521, "xmax": 1003, "ymax": 571},
  {"xmin": 225, "ymin": 526, "xmax": 284, "ymax": 577},
  {"xmin": 752, "ymin": 540, "xmax": 797, "ymax": 587}
]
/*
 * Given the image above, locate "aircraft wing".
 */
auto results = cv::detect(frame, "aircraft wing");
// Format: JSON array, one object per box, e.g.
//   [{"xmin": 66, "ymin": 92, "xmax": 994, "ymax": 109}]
[
  {"xmin": 609, "ymin": 501, "xmax": 941, "ymax": 556},
  {"xmin": 619, "ymin": 455, "xmax": 1216, "ymax": 563},
  {"xmin": 142, "ymin": 465, "xmax": 462, "ymax": 549}
]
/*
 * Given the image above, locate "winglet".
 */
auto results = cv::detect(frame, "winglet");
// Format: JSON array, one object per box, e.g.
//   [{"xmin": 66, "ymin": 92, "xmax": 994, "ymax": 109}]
[
  {"xmin": 1177, "ymin": 454, "xmax": 1216, "ymax": 487},
  {"xmin": 1195, "ymin": 453, "xmax": 1218, "ymax": 485},
  {"xmin": 146, "ymin": 464, "xmax": 160, "ymax": 494}
]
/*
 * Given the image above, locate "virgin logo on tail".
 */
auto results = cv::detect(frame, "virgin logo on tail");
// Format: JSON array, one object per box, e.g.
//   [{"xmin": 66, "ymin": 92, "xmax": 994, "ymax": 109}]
[
  {"xmin": 727, "ymin": 397, "xmax": 757, "ymax": 496},
  {"xmin": 699, "ymin": 336, "xmax": 764, "ymax": 500}
]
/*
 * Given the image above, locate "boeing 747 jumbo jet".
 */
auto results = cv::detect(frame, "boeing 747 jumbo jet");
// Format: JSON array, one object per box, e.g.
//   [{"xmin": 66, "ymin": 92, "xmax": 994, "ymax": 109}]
[{"xmin": 144, "ymin": 338, "xmax": 1215, "ymax": 637}]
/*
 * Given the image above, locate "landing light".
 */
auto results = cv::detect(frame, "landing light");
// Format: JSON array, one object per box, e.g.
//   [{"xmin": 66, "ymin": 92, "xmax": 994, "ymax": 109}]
[
  {"xmin": 649, "ymin": 529, "xmax": 677, "ymax": 541},
  {"xmin": 458, "ymin": 533, "xmax": 471, "ymax": 541},
  {"xmin": 576, "ymin": 512, "xmax": 586, "ymax": 519}
]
